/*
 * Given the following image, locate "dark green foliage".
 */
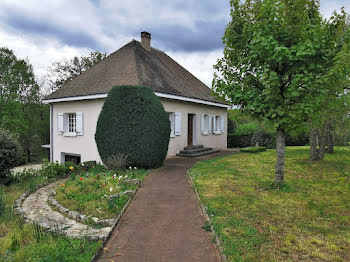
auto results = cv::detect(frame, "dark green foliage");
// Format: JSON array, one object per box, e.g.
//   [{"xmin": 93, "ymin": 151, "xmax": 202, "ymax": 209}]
[
  {"xmin": 95, "ymin": 86, "xmax": 170, "ymax": 169},
  {"xmin": 251, "ymin": 130, "xmax": 274, "ymax": 147},
  {"xmin": 285, "ymin": 133, "xmax": 309, "ymax": 146},
  {"xmin": 240, "ymin": 147, "xmax": 267, "ymax": 153},
  {"xmin": 228, "ymin": 134, "xmax": 253, "ymax": 148},
  {"xmin": 0, "ymin": 129, "xmax": 22, "ymax": 184}
]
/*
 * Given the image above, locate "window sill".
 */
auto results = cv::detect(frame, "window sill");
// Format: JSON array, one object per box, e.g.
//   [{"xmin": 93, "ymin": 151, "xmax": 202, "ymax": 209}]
[
  {"xmin": 170, "ymin": 134, "xmax": 175, "ymax": 138},
  {"xmin": 214, "ymin": 131, "xmax": 221, "ymax": 135},
  {"xmin": 201, "ymin": 132, "xmax": 209, "ymax": 136},
  {"xmin": 64, "ymin": 132, "xmax": 77, "ymax": 137}
]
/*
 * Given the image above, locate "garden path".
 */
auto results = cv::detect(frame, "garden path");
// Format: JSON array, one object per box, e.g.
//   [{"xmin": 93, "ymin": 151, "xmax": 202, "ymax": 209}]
[{"xmin": 98, "ymin": 151, "xmax": 235, "ymax": 262}]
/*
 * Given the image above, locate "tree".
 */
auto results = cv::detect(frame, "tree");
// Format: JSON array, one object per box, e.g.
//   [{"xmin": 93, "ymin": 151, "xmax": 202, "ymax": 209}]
[
  {"xmin": 213, "ymin": 0, "xmax": 349, "ymax": 184},
  {"xmin": 95, "ymin": 86, "xmax": 170, "ymax": 169},
  {"xmin": 47, "ymin": 51, "xmax": 107, "ymax": 92},
  {"xmin": 0, "ymin": 47, "xmax": 44, "ymax": 162},
  {"xmin": 308, "ymin": 11, "xmax": 350, "ymax": 160}
]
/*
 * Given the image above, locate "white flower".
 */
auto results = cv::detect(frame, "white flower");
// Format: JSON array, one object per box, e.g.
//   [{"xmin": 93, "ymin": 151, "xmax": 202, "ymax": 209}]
[
  {"xmin": 110, "ymin": 187, "xmax": 113, "ymax": 192},
  {"xmin": 124, "ymin": 175, "xmax": 128, "ymax": 178},
  {"xmin": 104, "ymin": 194, "xmax": 108, "ymax": 197},
  {"xmin": 115, "ymin": 185, "xmax": 119, "ymax": 189},
  {"xmin": 129, "ymin": 166, "xmax": 132, "ymax": 169},
  {"xmin": 118, "ymin": 175, "xmax": 122, "ymax": 180},
  {"xmin": 134, "ymin": 167, "xmax": 137, "ymax": 169}
]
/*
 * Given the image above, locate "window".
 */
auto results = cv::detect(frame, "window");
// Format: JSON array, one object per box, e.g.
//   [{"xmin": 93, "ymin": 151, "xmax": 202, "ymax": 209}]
[
  {"xmin": 168, "ymin": 112, "xmax": 181, "ymax": 137},
  {"xmin": 68, "ymin": 113, "xmax": 76, "ymax": 133},
  {"xmin": 169, "ymin": 112, "xmax": 175, "ymax": 137},
  {"xmin": 213, "ymin": 115, "xmax": 224, "ymax": 135},
  {"xmin": 58, "ymin": 112, "xmax": 83, "ymax": 136},
  {"xmin": 201, "ymin": 115, "xmax": 212, "ymax": 135}
]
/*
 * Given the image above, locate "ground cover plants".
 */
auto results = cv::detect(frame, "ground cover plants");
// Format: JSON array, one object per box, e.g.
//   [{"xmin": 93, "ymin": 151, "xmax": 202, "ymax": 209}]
[
  {"xmin": 0, "ymin": 162, "xmax": 102, "ymax": 261},
  {"xmin": 55, "ymin": 165, "xmax": 148, "ymax": 220},
  {"xmin": 190, "ymin": 147, "xmax": 350, "ymax": 261}
]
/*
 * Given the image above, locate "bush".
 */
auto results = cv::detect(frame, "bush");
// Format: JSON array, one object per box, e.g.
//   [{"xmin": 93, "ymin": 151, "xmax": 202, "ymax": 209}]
[
  {"xmin": 234, "ymin": 123, "xmax": 259, "ymax": 135},
  {"xmin": 0, "ymin": 129, "xmax": 22, "ymax": 184},
  {"xmin": 240, "ymin": 147, "xmax": 267, "ymax": 153},
  {"xmin": 95, "ymin": 86, "xmax": 170, "ymax": 169},
  {"xmin": 251, "ymin": 130, "xmax": 274, "ymax": 147},
  {"xmin": 228, "ymin": 134, "xmax": 253, "ymax": 148},
  {"xmin": 285, "ymin": 133, "xmax": 309, "ymax": 146},
  {"xmin": 105, "ymin": 154, "xmax": 129, "ymax": 171},
  {"xmin": 79, "ymin": 161, "xmax": 97, "ymax": 171}
]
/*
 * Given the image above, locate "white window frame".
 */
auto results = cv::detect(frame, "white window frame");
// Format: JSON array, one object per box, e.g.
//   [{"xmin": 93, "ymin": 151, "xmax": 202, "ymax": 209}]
[
  {"xmin": 58, "ymin": 112, "xmax": 83, "ymax": 137},
  {"xmin": 169, "ymin": 112, "xmax": 175, "ymax": 137},
  {"xmin": 214, "ymin": 115, "xmax": 221, "ymax": 135},
  {"xmin": 201, "ymin": 114, "xmax": 211, "ymax": 135}
]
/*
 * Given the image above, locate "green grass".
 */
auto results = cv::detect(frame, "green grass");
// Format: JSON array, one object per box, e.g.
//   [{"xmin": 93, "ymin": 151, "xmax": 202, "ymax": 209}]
[
  {"xmin": 55, "ymin": 168, "xmax": 148, "ymax": 220},
  {"xmin": 189, "ymin": 146, "xmax": 350, "ymax": 261},
  {"xmin": 0, "ymin": 175, "xmax": 101, "ymax": 261}
]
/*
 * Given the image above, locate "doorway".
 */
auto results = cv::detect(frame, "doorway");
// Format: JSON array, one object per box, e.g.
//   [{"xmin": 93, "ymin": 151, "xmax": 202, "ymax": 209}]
[{"xmin": 188, "ymin": 114, "xmax": 195, "ymax": 146}]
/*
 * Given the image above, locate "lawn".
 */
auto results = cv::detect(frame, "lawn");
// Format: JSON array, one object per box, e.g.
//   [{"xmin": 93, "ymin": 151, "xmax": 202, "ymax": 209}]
[
  {"xmin": 189, "ymin": 146, "xmax": 350, "ymax": 261},
  {"xmin": 0, "ymin": 173, "xmax": 101, "ymax": 261},
  {"xmin": 0, "ymin": 162, "xmax": 147, "ymax": 261}
]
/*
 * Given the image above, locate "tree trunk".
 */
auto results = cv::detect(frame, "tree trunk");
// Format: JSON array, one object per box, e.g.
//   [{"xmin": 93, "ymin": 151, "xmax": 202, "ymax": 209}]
[
  {"xmin": 310, "ymin": 128, "xmax": 319, "ymax": 160},
  {"xmin": 275, "ymin": 127, "xmax": 285, "ymax": 185},
  {"xmin": 318, "ymin": 133, "xmax": 327, "ymax": 160},
  {"xmin": 327, "ymin": 132, "xmax": 334, "ymax": 153}
]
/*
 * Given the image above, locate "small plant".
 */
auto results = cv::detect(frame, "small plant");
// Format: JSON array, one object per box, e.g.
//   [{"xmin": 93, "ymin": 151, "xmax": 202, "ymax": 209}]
[
  {"xmin": 105, "ymin": 154, "xmax": 129, "ymax": 171},
  {"xmin": 10, "ymin": 234, "xmax": 20, "ymax": 252},
  {"xmin": 0, "ymin": 192, "xmax": 5, "ymax": 216},
  {"xmin": 202, "ymin": 221, "xmax": 212, "ymax": 232},
  {"xmin": 79, "ymin": 161, "xmax": 97, "ymax": 171},
  {"xmin": 32, "ymin": 223, "xmax": 46, "ymax": 243}
]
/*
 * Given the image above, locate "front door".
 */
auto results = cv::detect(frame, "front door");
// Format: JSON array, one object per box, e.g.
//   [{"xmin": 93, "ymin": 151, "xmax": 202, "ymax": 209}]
[{"xmin": 188, "ymin": 114, "xmax": 193, "ymax": 146}]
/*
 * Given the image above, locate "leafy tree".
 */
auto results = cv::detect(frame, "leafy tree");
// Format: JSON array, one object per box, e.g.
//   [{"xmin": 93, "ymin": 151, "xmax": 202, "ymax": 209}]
[
  {"xmin": 47, "ymin": 51, "xmax": 107, "ymax": 92},
  {"xmin": 0, "ymin": 47, "xmax": 46, "ymax": 162},
  {"xmin": 213, "ymin": 0, "xmax": 349, "ymax": 184}
]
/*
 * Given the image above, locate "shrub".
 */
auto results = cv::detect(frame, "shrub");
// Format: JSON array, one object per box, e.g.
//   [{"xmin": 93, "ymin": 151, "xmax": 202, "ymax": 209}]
[
  {"xmin": 234, "ymin": 123, "xmax": 259, "ymax": 135},
  {"xmin": 251, "ymin": 130, "xmax": 274, "ymax": 147},
  {"xmin": 95, "ymin": 86, "xmax": 170, "ymax": 169},
  {"xmin": 105, "ymin": 154, "xmax": 129, "ymax": 171},
  {"xmin": 240, "ymin": 147, "xmax": 267, "ymax": 153},
  {"xmin": 0, "ymin": 129, "xmax": 22, "ymax": 184},
  {"xmin": 79, "ymin": 161, "xmax": 97, "ymax": 171},
  {"xmin": 228, "ymin": 134, "xmax": 253, "ymax": 148},
  {"xmin": 285, "ymin": 133, "xmax": 309, "ymax": 146}
]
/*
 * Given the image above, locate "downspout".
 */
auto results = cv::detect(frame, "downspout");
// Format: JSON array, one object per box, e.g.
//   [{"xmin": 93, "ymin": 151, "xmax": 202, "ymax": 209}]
[{"xmin": 50, "ymin": 103, "xmax": 53, "ymax": 162}]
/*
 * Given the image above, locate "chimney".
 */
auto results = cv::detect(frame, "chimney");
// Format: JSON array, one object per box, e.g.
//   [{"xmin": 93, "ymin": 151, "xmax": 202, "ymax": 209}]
[{"xmin": 141, "ymin": 31, "xmax": 151, "ymax": 51}]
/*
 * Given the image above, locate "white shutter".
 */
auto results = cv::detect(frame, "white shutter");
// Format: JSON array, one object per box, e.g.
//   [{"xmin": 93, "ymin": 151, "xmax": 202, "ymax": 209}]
[
  {"xmin": 220, "ymin": 116, "xmax": 224, "ymax": 133},
  {"xmin": 76, "ymin": 112, "xmax": 83, "ymax": 135},
  {"xmin": 175, "ymin": 112, "xmax": 181, "ymax": 136},
  {"xmin": 213, "ymin": 115, "xmax": 217, "ymax": 132},
  {"xmin": 57, "ymin": 113, "xmax": 64, "ymax": 135},
  {"xmin": 201, "ymin": 115, "xmax": 205, "ymax": 134},
  {"xmin": 208, "ymin": 115, "xmax": 212, "ymax": 134}
]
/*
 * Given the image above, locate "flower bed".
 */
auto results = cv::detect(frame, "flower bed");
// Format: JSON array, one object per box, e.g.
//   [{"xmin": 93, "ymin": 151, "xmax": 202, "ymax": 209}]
[{"xmin": 55, "ymin": 165, "xmax": 148, "ymax": 220}]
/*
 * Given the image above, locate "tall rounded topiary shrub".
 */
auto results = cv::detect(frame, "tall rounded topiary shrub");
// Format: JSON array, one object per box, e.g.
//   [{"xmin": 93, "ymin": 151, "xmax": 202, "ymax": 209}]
[
  {"xmin": 95, "ymin": 86, "xmax": 170, "ymax": 169},
  {"xmin": 0, "ymin": 129, "xmax": 22, "ymax": 184}
]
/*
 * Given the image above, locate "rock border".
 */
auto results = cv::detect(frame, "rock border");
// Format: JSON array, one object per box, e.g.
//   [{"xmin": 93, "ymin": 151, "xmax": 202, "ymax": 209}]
[
  {"xmin": 13, "ymin": 179, "xmax": 140, "ymax": 242},
  {"xmin": 186, "ymin": 170, "xmax": 228, "ymax": 262}
]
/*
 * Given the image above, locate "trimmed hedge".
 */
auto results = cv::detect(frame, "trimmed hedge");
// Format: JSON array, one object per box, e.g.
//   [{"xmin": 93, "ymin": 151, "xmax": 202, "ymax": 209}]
[
  {"xmin": 228, "ymin": 134, "xmax": 253, "ymax": 148},
  {"xmin": 95, "ymin": 86, "xmax": 170, "ymax": 169},
  {"xmin": 240, "ymin": 147, "xmax": 267, "ymax": 153},
  {"xmin": 0, "ymin": 129, "xmax": 22, "ymax": 184}
]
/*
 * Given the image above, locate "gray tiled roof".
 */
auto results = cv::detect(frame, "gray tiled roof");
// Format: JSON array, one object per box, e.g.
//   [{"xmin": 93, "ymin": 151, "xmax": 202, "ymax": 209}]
[{"xmin": 45, "ymin": 40, "xmax": 221, "ymax": 103}]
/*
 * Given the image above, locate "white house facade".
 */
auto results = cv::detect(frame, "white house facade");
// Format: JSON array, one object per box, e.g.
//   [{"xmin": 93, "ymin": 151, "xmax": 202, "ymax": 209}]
[{"xmin": 44, "ymin": 32, "xmax": 229, "ymax": 164}]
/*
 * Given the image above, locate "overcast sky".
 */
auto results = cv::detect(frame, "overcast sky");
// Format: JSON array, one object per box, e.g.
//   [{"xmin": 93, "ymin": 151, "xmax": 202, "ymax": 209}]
[{"xmin": 0, "ymin": 0, "xmax": 349, "ymax": 89}]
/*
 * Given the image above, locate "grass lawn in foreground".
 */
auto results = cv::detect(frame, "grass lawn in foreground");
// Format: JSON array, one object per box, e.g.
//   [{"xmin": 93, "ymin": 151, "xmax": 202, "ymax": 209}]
[
  {"xmin": 0, "ymin": 175, "xmax": 101, "ymax": 261},
  {"xmin": 190, "ymin": 146, "xmax": 350, "ymax": 261}
]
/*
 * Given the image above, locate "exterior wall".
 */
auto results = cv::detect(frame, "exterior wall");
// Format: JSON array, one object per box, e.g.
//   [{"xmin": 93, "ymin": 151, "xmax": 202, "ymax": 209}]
[
  {"xmin": 160, "ymin": 98, "xmax": 227, "ymax": 156},
  {"xmin": 51, "ymin": 97, "xmax": 227, "ymax": 163},
  {"xmin": 52, "ymin": 99, "xmax": 104, "ymax": 163}
]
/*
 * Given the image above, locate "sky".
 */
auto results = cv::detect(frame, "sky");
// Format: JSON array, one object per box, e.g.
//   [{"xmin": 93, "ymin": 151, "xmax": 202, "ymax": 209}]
[{"xmin": 0, "ymin": 0, "xmax": 349, "ymax": 89}]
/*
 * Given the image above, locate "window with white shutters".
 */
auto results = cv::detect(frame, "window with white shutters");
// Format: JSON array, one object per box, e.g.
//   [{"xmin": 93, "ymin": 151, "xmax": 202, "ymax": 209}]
[
  {"xmin": 201, "ymin": 114, "xmax": 211, "ymax": 135},
  {"xmin": 57, "ymin": 112, "xmax": 84, "ymax": 136}
]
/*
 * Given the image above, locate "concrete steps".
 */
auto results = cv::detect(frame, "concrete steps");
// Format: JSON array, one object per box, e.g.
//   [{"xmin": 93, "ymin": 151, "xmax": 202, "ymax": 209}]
[{"xmin": 176, "ymin": 145, "xmax": 220, "ymax": 158}]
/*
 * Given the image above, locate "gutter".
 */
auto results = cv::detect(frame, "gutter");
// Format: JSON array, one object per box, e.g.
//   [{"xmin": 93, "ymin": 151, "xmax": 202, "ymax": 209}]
[{"xmin": 43, "ymin": 92, "xmax": 231, "ymax": 109}]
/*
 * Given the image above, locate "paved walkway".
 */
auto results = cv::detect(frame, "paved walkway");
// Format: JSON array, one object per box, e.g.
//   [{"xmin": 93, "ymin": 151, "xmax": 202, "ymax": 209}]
[{"xmin": 98, "ymin": 151, "xmax": 234, "ymax": 262}]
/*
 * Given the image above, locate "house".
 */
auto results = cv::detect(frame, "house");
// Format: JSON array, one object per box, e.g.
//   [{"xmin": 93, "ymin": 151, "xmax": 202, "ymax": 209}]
[{"xmin": 43, "ymin": 32, "xmax": 229, "ymax": 164}]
